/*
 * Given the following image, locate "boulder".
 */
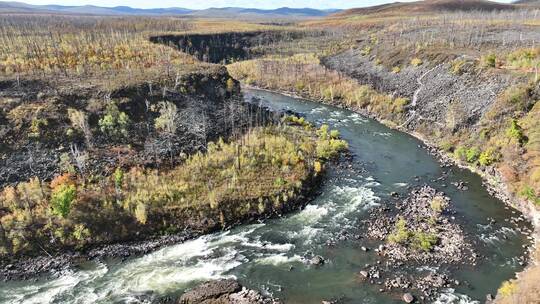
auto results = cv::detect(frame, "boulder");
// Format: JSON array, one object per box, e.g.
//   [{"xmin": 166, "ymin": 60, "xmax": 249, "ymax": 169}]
[
  {"xmin": 402, "ymin": 293, "xmax": 414, "ymax": 303},
  {"xmin": 178, "ymin": 279, "xmax": 241, "ymax": 303},
  {"xmin": 311, "ymin": 255, "xmax": 325, "ymax": 266}
]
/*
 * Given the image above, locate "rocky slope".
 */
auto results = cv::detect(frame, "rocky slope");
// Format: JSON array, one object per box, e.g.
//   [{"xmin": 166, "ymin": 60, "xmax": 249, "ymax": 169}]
[
  {"xmin": 150, "ymin": 31, "xmax": 306, "ymax": 64},
  {"xmin": 322, "ymin": 50, "xmax": 524, "ymax": 133}
]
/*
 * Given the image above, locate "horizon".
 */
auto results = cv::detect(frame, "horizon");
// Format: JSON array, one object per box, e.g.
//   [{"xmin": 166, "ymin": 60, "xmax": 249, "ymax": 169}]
[{"xmin": 5, "ymin": 0, "xmax": 516, "ymax": 10}]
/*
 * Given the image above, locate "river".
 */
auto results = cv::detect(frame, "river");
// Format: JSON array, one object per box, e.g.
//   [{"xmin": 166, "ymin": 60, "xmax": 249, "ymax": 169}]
[{"xmin": 0, "ymin": 89, "xmax": 532, "ymax": 304}]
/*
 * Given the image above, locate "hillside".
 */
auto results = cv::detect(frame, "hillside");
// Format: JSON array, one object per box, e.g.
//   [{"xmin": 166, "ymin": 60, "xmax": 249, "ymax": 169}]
[
  {"xmin": 333, "ymin": 0, "xmax": 516, "ymax": 17},
  {"xmin": 514, "ymin": 0, "xmax": 540, "ymax": 6},
  {"xmin": 190, "ymin": 7, "xmax": 340, "ymax": 18},
  {"xmin": 0, "ymin": 2, "xmax": 339, "ymax": 17}
]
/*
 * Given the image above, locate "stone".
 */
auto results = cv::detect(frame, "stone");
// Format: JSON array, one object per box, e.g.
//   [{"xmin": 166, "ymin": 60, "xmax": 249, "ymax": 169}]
[
  {"xmin": 402, "ymin": 293, "xmax": 414, "ymax": 303},
  {"xmin": 311, "ymin": 255, "xmax": 325, "ymax": 266},
  {"xmin": 178, "ymin": 279, "xmax": 241, "ymax": 304},
  {"xmin": 359, "ymin": 270, "xmax": 369, "ymax": 278}
]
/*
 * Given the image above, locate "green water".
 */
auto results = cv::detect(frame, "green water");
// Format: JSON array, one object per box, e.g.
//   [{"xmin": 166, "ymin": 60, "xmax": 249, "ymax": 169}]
[{"xmin": 0, "ymin": 89, "xmax": 532, "ymax": 304}]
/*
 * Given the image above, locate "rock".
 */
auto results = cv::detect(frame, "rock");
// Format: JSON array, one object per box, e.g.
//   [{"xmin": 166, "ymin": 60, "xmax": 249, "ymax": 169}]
[
  {"xmin": 361, "ymin": 246, "xmax": 369, "ymax": 252},
  {"xmin": 311, "ymin": 255, "xmax": 325, "ymax": 266},
  {"xmin": 178, "ymin": 279, "xmax": 279, "ymax": 304},
  {"xmin": 486, "ymin": 294, "xmax": 494, "ymax": 301},
  {"xmin": 359, "ymin": 270, "xmax": 369, "ymax": 278},
  {"xmin": 178, "ymin": 279, "xmax": 241, "ymax": 303},
  {"xmin": 402, "ymin": 293, "xmax": 414, "ymax": 303}
]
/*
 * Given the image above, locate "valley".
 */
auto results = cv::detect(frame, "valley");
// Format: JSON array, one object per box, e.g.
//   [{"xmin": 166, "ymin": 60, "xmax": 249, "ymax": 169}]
[{"xmin": 0, "ymin": 1, "xmax": 539, "ymax": 303}]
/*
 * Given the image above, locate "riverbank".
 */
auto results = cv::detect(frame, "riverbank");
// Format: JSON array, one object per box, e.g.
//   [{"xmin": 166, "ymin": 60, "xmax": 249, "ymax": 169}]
[{"xmin": 0, "ymin": 124, "xmax": 349, "ymax": 281}]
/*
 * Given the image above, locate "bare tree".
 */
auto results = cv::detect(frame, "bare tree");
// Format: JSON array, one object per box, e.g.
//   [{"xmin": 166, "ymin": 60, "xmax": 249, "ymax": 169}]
[
  {"xmin": 70, "ymin": 144, "xmax": 88, "ymax": 177},
  {"xmin": 155, "ymin": 101, "xmax": 180, "ymax": 163},
  {"xmin": 68, "ymin": 108, "xmax": 92, "ymax": 147}
]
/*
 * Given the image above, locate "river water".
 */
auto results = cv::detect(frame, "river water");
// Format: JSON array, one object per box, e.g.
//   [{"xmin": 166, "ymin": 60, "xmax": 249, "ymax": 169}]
[{"xmin": 0, "ymin": 89, "xmax": 532, "ymax": 304}]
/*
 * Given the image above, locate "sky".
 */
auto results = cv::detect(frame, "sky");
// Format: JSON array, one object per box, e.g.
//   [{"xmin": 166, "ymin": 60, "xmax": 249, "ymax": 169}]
[{"xmin": 15, "ymin": 0, "xmax": 517, "ymax": 10}]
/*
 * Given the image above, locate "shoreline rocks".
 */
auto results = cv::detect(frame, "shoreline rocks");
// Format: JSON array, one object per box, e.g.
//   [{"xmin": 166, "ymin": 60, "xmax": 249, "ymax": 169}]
[{"xmin": 177, "ymin": 279, "xmax": 281, "ymax": 304}]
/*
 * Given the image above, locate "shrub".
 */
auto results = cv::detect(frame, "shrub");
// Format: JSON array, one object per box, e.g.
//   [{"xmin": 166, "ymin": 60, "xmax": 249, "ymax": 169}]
[
  {"xmin": 430, "ymin": 196, "xmax": 446, "ymax": 214},
  {"xmin": 59, "ymin": 153, "xmax": 76, "ymax": 175},
  {"xmin": 506, "ymin": 119, "xmax": 526, "ymax": 145},
  {"xmin": 134, "ymin": 202, "xmax": 147, "ymax": 224},
  {"xmin": 370, "ymin": 34, "xmax": 378, "ymax": 45},
  {"xmin": 466, "ymin": 147, "xmax": 480, "ymax": 163},
  {"xmin": 482, "ymin": 54, "xmax": 497, "ymax": 68},
  {"xmin": 282, "ymin": 115, "xmax": 311, "ymax": 128},
  {"xmin": 360, "ymin": 45, "xmax": 372, "ymax": 56},
  {"xmin": 72, "ymin": 224, "xmax": 90, "ymax": 241},
  {"xmin": 520, "ymin": 186, "xmax": 540, "ymax": 205},
  {"xmin": 506, "ymin": 48, "xmax": 539, "ymax": 69},
  {"xmin": 330, "ymin": 130, "xmax": 340, "ymax": 139},
  {"xmin": 479, "ymin": 148, "xmax": 500, "ymax": 166},
  {"xmin": 98, "ymin": 103, "xmax": 130, "ymax": 139},
  {"xmin": 450, "ymin": 59, "xmax": 467, "ymax": 75},
  {"xmin": 387, "ymin": 217, "xmax": 410, "ymax": 244},
  {"xmin": 114, "ymin": 167, "xmax": 124, "ymax": 188},
  {"xmin": 317, "ymin": 124, "xmax": 330, "ymax": 140},
  {"xmin": 454, "ymin": 146, "xmax": 467, "ymax": 161},
  {"xmin": 50, "ymin": 183, "xmax": 76, "ymax": 218},
  {"xmin": 314, "ymin": 161, "xmax": 322, "ymax": 173},
  {"xmin": 28, "ymin": 118, "xmax": 48, "ymax": 138},
  {"xmin": 412, "ymin": 232, "xmax": 438, "ymax": 252},
  {"xmin": 411, "ymin": 58, "xmax": 423, "ymax": 67},
  {"xmin": 439, "ymin": 141, "xmax": 454, "ymax": 152},
  {"xmin": 498, "ymin": 281, "xmax": 517, "ymax": 298},
  {"xmin": 316, "ymin": 139, "xmax": 348, "ymax": 159},
  {"xmin": 274, "ymin": 177, "xmax": 286, "ymax": 187},
  {"xmin": 392, "ymin": 66, "xmax": 401, "ymax": 74},
  {"xmin": 322, "ymin": 87, "xmax": 334, "ymax": 101},
  {"xmin": 154, "ymin": 101, "xmax": 178, "ymax": 134},
  {"xmin": 393, "ymin": 97, "xmax": 409, "ymax": 113},
  {"xmin": 226, "ymin": 78, "xmax": 236, "ymax": 93}
]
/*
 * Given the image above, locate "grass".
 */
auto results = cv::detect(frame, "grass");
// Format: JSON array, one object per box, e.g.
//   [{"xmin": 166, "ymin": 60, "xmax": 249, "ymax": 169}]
[
  {"xmin": 0, "ymin": 124, "xmax": 347, "ymax": 256},
  {"xmin": 227, "ymin": 54, "xmax": 408, "ymax": 123},
  {"xmin": 0, "ymin": 16, "xmax": 199, "ymax": 79}
]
